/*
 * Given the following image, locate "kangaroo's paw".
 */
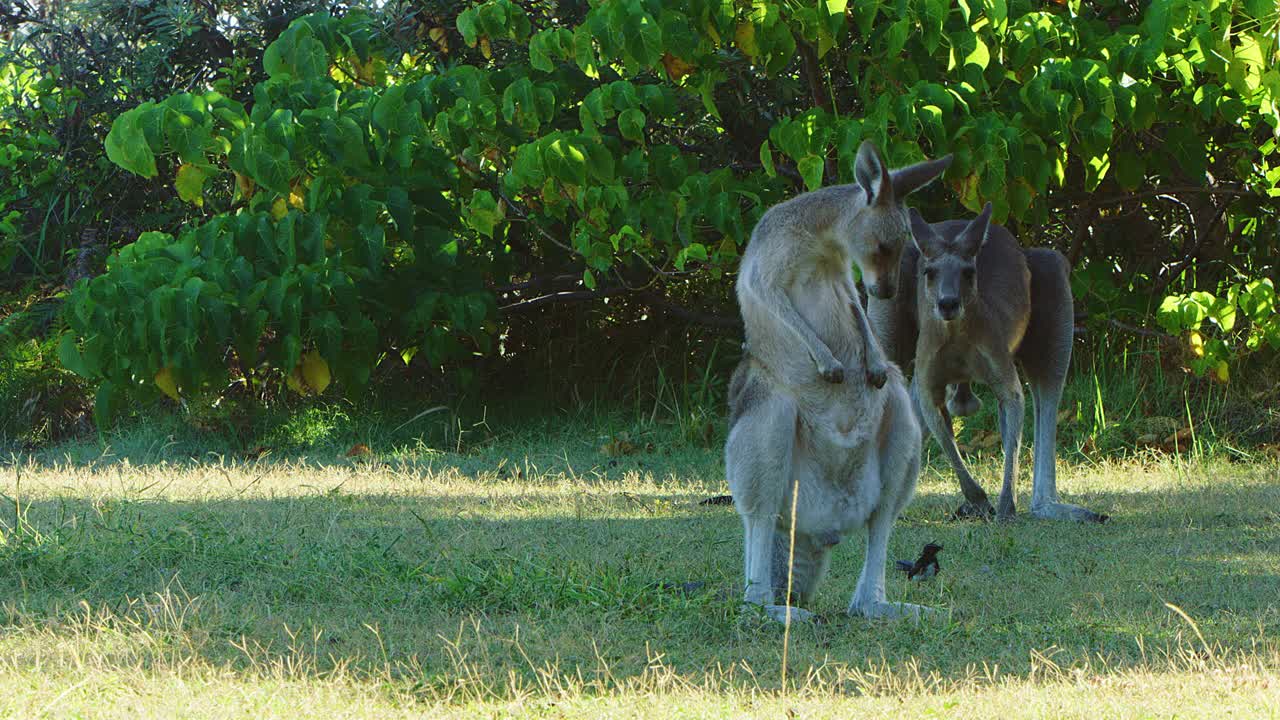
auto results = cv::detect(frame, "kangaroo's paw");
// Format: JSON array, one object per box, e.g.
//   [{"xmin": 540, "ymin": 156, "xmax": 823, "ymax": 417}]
[
  {"xmin": 848, "ymin": 601, "xmax": 937, "ymax": 621},
  {"xmin": 865, "ymin": 364, "xmax": 888, "ymax": 389},
  {"xmin": 950, "ymin": 499, "xmax": 994, "ymax": 521},
  {"xmin": 1031, "ymin": 501, "xmax": 1110, "ymax": 524},
  {"xmin": 819, "ymin": 362, "xmax": 846, "ymax": 384},
  {"xmin": 761, "ymin": 604, "xmax": 815, "ymax": 624}
]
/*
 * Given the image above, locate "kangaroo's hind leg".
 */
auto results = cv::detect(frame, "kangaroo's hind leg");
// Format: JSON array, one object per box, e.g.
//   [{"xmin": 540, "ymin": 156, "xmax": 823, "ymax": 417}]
[
  {"xmin": 912, "ymin": 374, "xmax": 994, "ymax": 518},
  {"xmin": 850, "ymin": 384, "xmax": 933, "ymax": 619},
  {"xmin": 771, "ymin": 531, "xmax": 834, "ymax": 609},
  {"xmin": 725, "ymin": 374, "xmax": 815, "ymax": 621},
  {"xmin": 1019, "ymin": 249, "xmax": 1108, "ymax": 523},
  {"xmin": 989, "ymin": 358, "xmax": 1025, "ymax": 521}
]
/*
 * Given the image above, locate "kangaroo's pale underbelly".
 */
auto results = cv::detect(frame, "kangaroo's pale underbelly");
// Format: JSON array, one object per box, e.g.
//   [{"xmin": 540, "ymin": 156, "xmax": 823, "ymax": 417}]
[{"xmin": 784, "ymin": 425, "xmax": 882, "ymax": 534}]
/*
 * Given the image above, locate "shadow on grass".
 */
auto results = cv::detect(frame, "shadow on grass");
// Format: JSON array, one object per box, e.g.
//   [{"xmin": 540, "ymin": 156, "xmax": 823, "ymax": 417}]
[{"xmin": 1, "ymin": 468, "xmax": 1278, "ymax": 698}]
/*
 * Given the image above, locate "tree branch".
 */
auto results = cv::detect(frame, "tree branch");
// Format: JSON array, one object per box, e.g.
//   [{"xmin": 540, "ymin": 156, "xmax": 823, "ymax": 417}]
[
  {"xmin": 1085, "ymin": 185, "xmax": 1262, "ymax": 207},
  {"xmin": 498, "ymin": 286, "xmax": 628, "ymax": 313},
  {"xmin": 1074, "ymin": 315, "xmax": 1178, "ymax": 345},
  {"xmin": 1149, "ymin": 198, "xmax": 1231, "ymax": 299},
  {"xmin": 635, "ymin": 291, "xmax": 741, "ymax": 331},
  {"xmin": 497, "ymin": 282, "xmax": 743, "ymax": 333},
  {"xmin": 1067, "ymin": 201, "xmax": 1094, "ymax": 267}
]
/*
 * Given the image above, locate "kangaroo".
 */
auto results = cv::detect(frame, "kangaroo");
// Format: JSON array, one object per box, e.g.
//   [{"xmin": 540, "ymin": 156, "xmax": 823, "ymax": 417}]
[
  {"xmin": 725, "ymin": 142, "xmax": 951, "ymax": 622},
  {"xmin": 869, "ymin": 203, "xmax": 1106, "ymax": 523}
]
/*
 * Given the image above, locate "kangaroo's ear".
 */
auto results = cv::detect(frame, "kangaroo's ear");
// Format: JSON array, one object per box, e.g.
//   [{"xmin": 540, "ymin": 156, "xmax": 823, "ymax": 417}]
[
  {"xmin": 855, "ymin": 141, "xmax": 893, "ymax": 206},
  {"xmin": 890, "ymin": 154, "xmax": 953, "ymax": 198},
  {"xmin": 957, "ymin": 202, "xmax": 993, "ymax": 258},
  {"xmin": 908, "ymin": 207, "xmax": 942, "ymax": 259}
]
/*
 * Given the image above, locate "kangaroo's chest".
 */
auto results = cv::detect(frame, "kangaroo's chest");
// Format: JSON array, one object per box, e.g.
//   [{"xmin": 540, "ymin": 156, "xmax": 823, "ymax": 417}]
[
  {"xmin": 929, "ymin": 336, "xmax": 997, "ymax": 385},
  {"xmin": 788, "ymin": 269, "xmax": 859, "ymax": 361}
]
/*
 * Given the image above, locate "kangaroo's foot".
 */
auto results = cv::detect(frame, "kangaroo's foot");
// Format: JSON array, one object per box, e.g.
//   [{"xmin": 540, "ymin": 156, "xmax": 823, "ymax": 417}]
[
  {"xmin": 819, "ymin": 361, "xmax": 846, "ymax": 384},
  {"xmin": 848, "ymin": 601, "xmax": 937, "ymax": 621},
  {"xmin": 950, "ymin": 498, "xmax": 994, "ymax": 520},
  {"xmin": 1031, "ymin": 501, "xmax": 1109, "ymax": 524}
]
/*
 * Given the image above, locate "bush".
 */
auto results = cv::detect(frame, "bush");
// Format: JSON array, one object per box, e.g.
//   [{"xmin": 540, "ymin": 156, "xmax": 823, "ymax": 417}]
[
  {"xmin": 32, "ymin": 0, "xmax": 1280, "ymax": 428},
  {"xmin": 60, "ymin": 12, "xmax": 492, "ymax": 423}
]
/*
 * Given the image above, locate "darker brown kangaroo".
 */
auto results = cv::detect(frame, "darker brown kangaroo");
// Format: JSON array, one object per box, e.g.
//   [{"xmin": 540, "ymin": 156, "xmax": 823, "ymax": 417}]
[{"xmin": 868, "ymin": 203, "xmax": 1107, "ymax": 523}]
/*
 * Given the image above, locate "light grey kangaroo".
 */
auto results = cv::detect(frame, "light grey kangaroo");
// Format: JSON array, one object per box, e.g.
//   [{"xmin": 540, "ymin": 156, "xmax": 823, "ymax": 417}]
[
  {"xmin": 725, "ymin": 142, "xmax": 951, "ymax": 622},
  {"xmin": 869, "ymin": 202, "xmax": 1106, "ymax": 523}
]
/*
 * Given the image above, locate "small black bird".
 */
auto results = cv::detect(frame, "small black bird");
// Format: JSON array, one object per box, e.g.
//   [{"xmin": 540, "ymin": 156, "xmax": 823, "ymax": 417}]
[{"xmin": 895, "ymin": 542, "xmax": 943, "ymax": 580}]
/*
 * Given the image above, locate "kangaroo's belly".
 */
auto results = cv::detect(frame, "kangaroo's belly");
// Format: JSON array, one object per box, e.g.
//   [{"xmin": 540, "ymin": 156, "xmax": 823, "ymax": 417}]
[{"xmin": 783, "ymin": 424, "xmax": 882, "ymax": 535}]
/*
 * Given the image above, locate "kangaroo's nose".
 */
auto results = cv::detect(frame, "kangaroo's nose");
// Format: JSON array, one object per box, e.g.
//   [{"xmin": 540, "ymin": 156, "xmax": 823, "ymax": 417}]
[{"xmin": 937, "ymin": 297, "xmax": 960, "ymax": 314}]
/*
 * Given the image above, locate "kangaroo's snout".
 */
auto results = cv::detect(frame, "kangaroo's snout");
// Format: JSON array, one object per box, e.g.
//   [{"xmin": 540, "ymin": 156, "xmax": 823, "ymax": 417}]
[{"xmin": 937, "ymin": 296, "xmax": 961, "ymax": 320}]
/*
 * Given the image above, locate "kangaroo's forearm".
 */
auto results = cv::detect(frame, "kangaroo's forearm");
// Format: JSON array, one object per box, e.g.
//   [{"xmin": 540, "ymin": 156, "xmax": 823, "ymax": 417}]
[{"xmin": 846, "ymin": 281, "xmax": 888, "ymax": 369}]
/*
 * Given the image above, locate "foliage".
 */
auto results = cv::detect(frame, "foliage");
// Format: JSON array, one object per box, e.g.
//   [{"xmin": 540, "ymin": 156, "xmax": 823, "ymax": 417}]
[
  {"xmin": 420, "ymin": 0, "xmax": 1280, "ymax": 378},
  {"xmin": 12, "ymin": 0, "xmax": 1280, "ymax": 428},
  {"xmin": 60, "ymin": 12, "xmax": 492, "ymax": 424},
  {"xmin": 0, "ymin": 0, "xmax": 301, "ymax": 278},
  {"xmin": 1157, "ymin": 278, "xmax": 1280, "ymax": 379}
]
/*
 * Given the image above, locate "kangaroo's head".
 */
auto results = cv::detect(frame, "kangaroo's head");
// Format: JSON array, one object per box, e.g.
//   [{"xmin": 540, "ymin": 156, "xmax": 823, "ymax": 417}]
[
  {"xmin": 909, "ymin": 202, "xmax": 993, "ymax": 324},
  {"xmin": 847, "ymin": 142, "xmax": 952, "ymax": 300}
]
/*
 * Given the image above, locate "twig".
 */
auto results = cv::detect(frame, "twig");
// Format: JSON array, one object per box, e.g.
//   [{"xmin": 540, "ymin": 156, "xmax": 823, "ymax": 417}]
[
  {"xmin": 1067, "ymin": 201, "xmax": 1094, "ymax": 267},
  {"xmin": 1074, "ymin": 316, "xmax": 1178, "ymax": 344},
  {"xmin": 498, "ymin": 287, "xmax": 628, "ymax": 312},
  {"xmin": 1085, "ymin": 185, "xmax": 1261, "ymax": 207},
  {"xmin": 496, "ymin": 190, "xmax": 577, "ymax": 255},
  {"xmin": 635, "ymin": 291, "xmax": 741, "ymax": 331},
  {"xmin": 1150, "ymin": 199, "xmax": 1231, "ymax": 299}
]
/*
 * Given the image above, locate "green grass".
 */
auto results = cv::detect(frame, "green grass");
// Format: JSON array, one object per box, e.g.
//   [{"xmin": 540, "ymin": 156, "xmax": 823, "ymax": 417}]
[{"xmin": 1, "ymin": 414, "xmax": 1278, "ymax": 718}]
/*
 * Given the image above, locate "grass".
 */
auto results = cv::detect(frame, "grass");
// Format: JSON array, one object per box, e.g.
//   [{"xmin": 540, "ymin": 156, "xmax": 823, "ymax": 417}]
[{"xmin": 1, "ymin": 411, "xmax": 1279, "ymax": 718}]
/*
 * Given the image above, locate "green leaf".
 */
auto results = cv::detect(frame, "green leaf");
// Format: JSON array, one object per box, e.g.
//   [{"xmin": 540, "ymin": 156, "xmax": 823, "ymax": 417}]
[
  {"xmin": 885, "ymin": 19, "xmax": 910, "ymax": 58},
  {"xmin": 263, "ymin": 22, "xmax": 328, "ymax": 80},
  {"xmin": 922, "ymin": 0, "xmax": 949, "ymax": 53},
  {"xmin": 964, "ymin": 34, "xmax": 990, "ymax": 71},
  {"xmin": 58, "ymin": 334, "xmax": 90, "ymax": 377},
  {"xmin": 618, "ymin": 108, "xmax": 646, "ymax": 142},
  {"xmin": 164, "ymin": 99, "xmax": 212, "ymax": 163},
  {"xmin": 457, "ymin": 8, "xmax": 480, "ymax": 46},
  {"xmin": 574, "ymin": 25, "xmax": 599, "ymax": 78},
  {"xmin": 624, "ymin": 12, "xmax": 663, "ymax": 68},
  {"xmin": 94, "ymin": 381, "xmax": 119, "ymax": 434},
  {"xmin": 545, "ymin": 137, "xmax": 588, "ymax": 185},
  {"xmin": 759, "ymin": 140, "xmax": 776, "ymax": 178},
  {"xmin": 468, "ymin": 190, "xmax": 504, "ymax": 237},
  {"xmin": 1208, "ymin": 296, "xmax": 1237, "ymax": 332},
  {"xmin": 245, "ymin": 133, "xmax": 294, "ymax": 195},
  {"xmin": 797, "ymin": 155, "xmax": 824, "ymax": 191},
  {"xmin": 1114, "ymin": 151, "xmax": 1145, "ymax": 191},
  {"xmin": 105, "ymin": 104, "xmax": 159, "ymax": 178},
  {"xmin": 175, "ymin": 163, "xmax": 210, "ymax": 206},
  {"xmin": 1239, "ymin": 279, "xmax": 1276, "ymax": 320}
]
